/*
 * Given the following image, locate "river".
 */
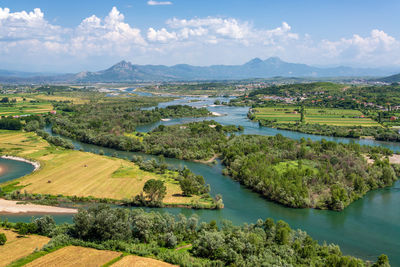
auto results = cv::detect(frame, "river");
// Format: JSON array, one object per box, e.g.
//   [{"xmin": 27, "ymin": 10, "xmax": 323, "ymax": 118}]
[{"xmin": 1, "ymin": 92, "xmax": 399, "ymax": 264}]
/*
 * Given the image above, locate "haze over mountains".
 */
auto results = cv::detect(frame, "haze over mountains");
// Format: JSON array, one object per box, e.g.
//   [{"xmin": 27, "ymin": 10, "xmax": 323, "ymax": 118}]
[{"xmin": 1, "ymin": 57, "xmax": 399, "ymax": 83}]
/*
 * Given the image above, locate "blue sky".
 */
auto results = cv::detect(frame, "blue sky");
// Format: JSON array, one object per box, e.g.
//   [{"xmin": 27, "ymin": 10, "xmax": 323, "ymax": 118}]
[{"xmin": 0, "ymin": 0, "xmax": 399, "ymax": 72}]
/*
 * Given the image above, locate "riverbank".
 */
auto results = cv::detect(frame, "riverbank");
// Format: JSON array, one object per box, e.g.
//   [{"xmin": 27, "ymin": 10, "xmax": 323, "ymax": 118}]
[
  {"xmin": 36, "ymin": 96, "xmax": 400, "ymax": 264},
  {"xmin": 193, "ymin": 154, "xmax": 219, "ymax": 164},
  {"xmin": 0, "ymin": 155, "xmax": 40, "ymax": 171},
  {"xmin": 0, "ymin": 130, "xmax": 217, "ymax": 210},
  {"xmin": 0, "ymin": 199, "xmax": 77, "ymax": 214}
]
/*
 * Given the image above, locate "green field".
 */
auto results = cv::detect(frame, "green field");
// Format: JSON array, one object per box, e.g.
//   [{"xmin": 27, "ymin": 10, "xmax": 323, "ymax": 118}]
[
  {"xmin": 0, "ymin": 93, "xmax": 91, "ymax": 117},
  {"xmin": 0, "ymin": 99, "xmax": 53, "ymax": 116},
  {"xmin": 253, "ymin": 106, "xmax": 380, "ymax": 126},
  {"xmin": 0, "ymin": 130, "xmax": 210, "ymax": 207}
]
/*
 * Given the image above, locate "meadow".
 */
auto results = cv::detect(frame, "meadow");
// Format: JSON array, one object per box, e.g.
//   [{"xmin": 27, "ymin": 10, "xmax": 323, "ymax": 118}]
[
  {"xmin": 253, "ymin": 106, "xmax": 380, "ymax": 126},
  {"xmin": 0, "ymin": 93, "xmax": 90, "ymax": 117},
  {"xmin": 9, "ymin": 245, "xmax": 176, "ymax": 267},
  {"xmin": 23, "ymin": 246, "xmax": 121, "ymax": 267},
  {"xmin": 0, "ymin": 228, "xmax": 50, "ymax": 267},
  {"xmin": 0, "ymin": 130, "xmax": 208, "ymax": 206},
  {"xmin": 111, "ymin": 255, "xmax": 176, "ymax": 266},
  {"xmin": 0, "ymin": 99, "xmax": 53, "ymax": 117}
]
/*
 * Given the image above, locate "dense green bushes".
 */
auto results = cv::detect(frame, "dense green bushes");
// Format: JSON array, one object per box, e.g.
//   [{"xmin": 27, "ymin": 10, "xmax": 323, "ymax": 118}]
[
  {"xmin": 221, "ymin": 134, "xmax": 398, "ymax": 210},
  {"xmin": 49, "ymin": 100, "xmax": 216, "ymax": 155},
  {"xmin": 1, "ymin": 206, "xmax": 387, "ymax": 266},
  {"xmin": 36, "ymin": 129, "xmax": 74, "ymax": 149},
  {"xmin": 0, "ymin": 232, "xmax": 6, "ymax": 245},
  {"xmin": 52, "ymin": 105, "xmax": 242, "ymax": 160},
  {"xmin": 0, "ymin": 117, "xmax": 22, "ymax": 130},
  {"xmin": 141, "ymin": 121, "xmax": 242, "ymax": 160},
  {"xmin": 51, "ymin": 99, "xmax": 211, "ymax": 136}
]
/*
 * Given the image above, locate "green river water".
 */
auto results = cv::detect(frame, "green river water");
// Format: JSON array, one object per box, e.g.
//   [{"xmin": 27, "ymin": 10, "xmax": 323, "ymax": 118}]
[{"xmin": 1, "ymin": 94, "xmax": 399, "ymax": 264}]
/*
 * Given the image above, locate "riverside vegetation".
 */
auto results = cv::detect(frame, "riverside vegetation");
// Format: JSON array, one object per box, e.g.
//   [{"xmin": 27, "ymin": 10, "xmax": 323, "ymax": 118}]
[
  {"xmin": 37, "ymin": 97, "xmax": 400, "ymax": 211},
  {"xmin": 221, "ymin": 134, "xmax": 398, "ymax": 210},
  {"xmin": 48, "ymin": 99, "xmax": 242, "ymax": 160},
  {"xmin": 0, "ymin": 205, "xmax": 390, "ymax": 267}
]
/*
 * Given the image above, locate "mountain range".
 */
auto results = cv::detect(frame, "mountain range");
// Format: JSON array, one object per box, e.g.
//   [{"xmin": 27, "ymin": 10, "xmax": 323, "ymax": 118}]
[
  {"xmin": 376, "ymin": 73, "xmax": 400, "ymax": 83},
  {"xmin": 0, "ymin": 57, "xmax": 399, "ymax": 83}
]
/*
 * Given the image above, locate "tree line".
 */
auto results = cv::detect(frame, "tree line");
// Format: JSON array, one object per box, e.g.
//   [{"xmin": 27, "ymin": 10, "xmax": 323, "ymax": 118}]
[{"xmin": 0, "ymin": 205, "xmax": 389, "ymax": 266}]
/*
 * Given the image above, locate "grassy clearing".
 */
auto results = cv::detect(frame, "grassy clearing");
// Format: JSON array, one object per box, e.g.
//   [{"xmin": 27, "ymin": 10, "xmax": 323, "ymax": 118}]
[
  {"xmin": 0, "ymin": 228, "xmax": 50, "ymax": 267},
  {"xmin": 31, "ymin": 94, "xmax": 89, "ymax": 105},
  {"xmin": 111, "ymin": 255, "xmax": 176, "ymax": 267},
  {"xmin": 23, "ymin": 246, "xmax": 121, "ymax": 267},
  {"xmin": 253, "ymin": 106, "xmax": 380, "ymax": 126},
  {"xmin": 273, "ymin": 160, "xmax": 318, "ymax": 175},
  {"xmin": 123, "ymin": 132, "xmax": 148, "ymax": 142},
  {"xmin": 0, "ymin": 101, "xmax": 52, "ymax": 117},
  {"xmin": 0, "ymin": 93, "xmax": 90, "ymax": 116},
  {"xmin": 0, "ymin": 130, "xmax": 208, "ymax": 206}
]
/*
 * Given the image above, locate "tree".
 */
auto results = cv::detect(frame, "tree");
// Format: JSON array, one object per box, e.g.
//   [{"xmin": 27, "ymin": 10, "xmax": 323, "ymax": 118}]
[
  {"xmin": 300, "ymin": 105, "xmax": 305, "ymax": 123},
  {"xmin": 0, "ymin": 233, "xmax": 6, "ymax": 245},
  {"xmin": 180, "ymin": 178, "xmax": 198, "ymax": 196},
  {"xmin": 24, "ymin": 120, "xmax": 40, "ymax": 132},
  {"xmin": 275, "ymin": 220, "xmax": 291, "ymax": 245},
  {"xmin": 34, "ymin": 215, "xmax": 56, "ymax": 236},
  {"xmin": 373, "ymin": 254, "xmax": 390, "ymax": 267},
  {"xmin": 143, "ymin": 179, "xmax": 167, "ymax": 203}
]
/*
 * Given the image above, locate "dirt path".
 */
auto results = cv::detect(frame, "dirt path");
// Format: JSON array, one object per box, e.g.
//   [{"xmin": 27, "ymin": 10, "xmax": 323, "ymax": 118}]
[
  {"xmin": 389, "ymin": 154, "xmax": 400, "ymax": 164},
  {"xmin": 194, "ymin": 154, "xmax": 219, "ymax": 164},
  {"xmin": 0, "ymin": 199, "xmax": 77, "ymax": 214},
  {"xmin": 175, "ymin": 244, "xmax": 192, "ymax": 250},
  {"xmin": 364, "ymin": 153, "xmax": 400, "ymax": 165}
]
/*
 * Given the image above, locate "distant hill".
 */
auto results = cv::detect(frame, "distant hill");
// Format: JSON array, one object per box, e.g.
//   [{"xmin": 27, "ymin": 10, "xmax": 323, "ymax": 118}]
[
  {"xmin": 71, "ymin": 57, "xmax": 396, "ymax": 83},
  {"xmin": 0, "ymin": 57, "xmax": 397, "ymax": 83},
  {"xmin": 376, "ymin": 73, "xmax": 400, "ymax": 83}
]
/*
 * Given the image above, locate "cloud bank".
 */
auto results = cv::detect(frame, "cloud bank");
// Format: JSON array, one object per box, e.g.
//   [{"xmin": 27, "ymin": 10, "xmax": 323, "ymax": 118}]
[
  {"xmin": 147, "ymin": 1, "xmax": 173, "ymax": 6},
  {"xmin": 0, "ymin": 6, "xmax": 399, "ymax": 71}
]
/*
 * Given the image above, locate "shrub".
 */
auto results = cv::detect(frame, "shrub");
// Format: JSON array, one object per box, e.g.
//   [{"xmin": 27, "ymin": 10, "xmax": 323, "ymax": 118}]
[{"xmin": 0, "ymin": 233, "xmax": 6, "ymax": 245}]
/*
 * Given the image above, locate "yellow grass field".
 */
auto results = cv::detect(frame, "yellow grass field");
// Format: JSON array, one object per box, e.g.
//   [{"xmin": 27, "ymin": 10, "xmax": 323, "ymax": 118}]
[
  {"xmin": 0, "ymin": 228, "xmax": 50, "ymax": 267},
  {"xmin": 112, "ymin": 255, "xmax": 177, "ymax": 267},
  {"xmin": 32, "ymin": 94, "xmax": 90, "ymax": 105},
  {"xmin": 0, "ymin": 130, "xmax": 206, "ymax": 205},
  {"xmin": 24, "ymin": 246, "xmax": 121, "ymax": 267},
  {"xmin": 253, "ymin": 106, "xmax": 380, "ymax": 127}
]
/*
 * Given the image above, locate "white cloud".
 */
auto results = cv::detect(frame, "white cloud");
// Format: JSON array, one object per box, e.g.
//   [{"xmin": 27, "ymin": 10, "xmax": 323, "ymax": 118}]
[
  {"xmin": 0, "ymin": 6, "xmax": 399, "ymax": 71},
  {"xmin": 164, "ymin": 17, "xmax": 299, "ymax": 47},
  {"xmin": 147, "ymin": 1, "xmax": 172, "ymax": 6},
  {"xmin": 167, "ymin": 17, "xmax": 251, "ymax": 40},
  {"xmin": 0, "ymin": 7, "xmax": 64, "ymax": 42},
  {"xmin": 263, "ymin": 22, "xmax": 299, "ymax": 45},
  {"xmin": 76, "ymin": 7, "xmax": 146, "ymax": 46},
  {"xmin": 147, "ymin": 27, "xmax": 177, "ymax": 42},
  {"xmin": 0, "ymin": 6, "xmax": 147, "ymax": 61},
  {"xmin": 319, "ymin": 29, "xmax": 399, "ymax": 65}
]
